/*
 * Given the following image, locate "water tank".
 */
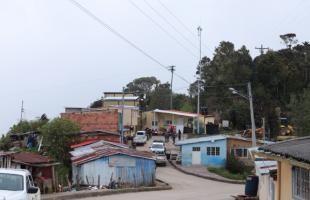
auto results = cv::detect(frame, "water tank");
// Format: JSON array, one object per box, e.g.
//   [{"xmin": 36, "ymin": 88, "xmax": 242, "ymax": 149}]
[{"xmin": 245, "ymin": 175, "xmax": 259, "ymax": 197}]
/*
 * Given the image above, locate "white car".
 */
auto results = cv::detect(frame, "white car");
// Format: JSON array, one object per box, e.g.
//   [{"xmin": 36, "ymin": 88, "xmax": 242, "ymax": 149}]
[
  {"xmin": 150, "ymin": 142, "xmax": 165, "ymax": 154},
  {"xmin": 133, "ymin": 131, "xmax": 147, "ymax": 145},
  {"xmin": 0, "ymin": 168, "xmax": 40, "ymax": 200},
  {"xmin": 155, "ymin": 151, "xmax": 167, "ymax": 166}
]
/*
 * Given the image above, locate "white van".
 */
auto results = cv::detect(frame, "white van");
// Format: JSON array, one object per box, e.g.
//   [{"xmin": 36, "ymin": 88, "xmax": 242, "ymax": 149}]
[{"xmin": 0, "ymin": 168, "xmax": 40, "ymax": 200}]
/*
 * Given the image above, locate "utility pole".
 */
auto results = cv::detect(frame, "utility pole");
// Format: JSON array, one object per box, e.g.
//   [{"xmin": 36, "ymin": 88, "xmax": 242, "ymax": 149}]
[
  {"xmin": 121, "ymin": 87, "xmax": 125, "ymax": 144},
  {"xmin": 247, "ymin": 82, "xmax": 257, "ymax": 147},
  {"xmin": 255, "ymin": 44, "xmax": 269, "ymax": 55},
  {"xmin": 20, "ymin": 100, "xmax": 24, "ymax": 122},
  {"xmin": 169, "ymin": 66, "xmax": 176, "ymax": 110},
  {"xmin": 262, "ymin": 117, "xmax": 265, "ymax": 142},
  {"xmin": 197, "ymin": 26, "xmax": 202, "ymax": 134}
]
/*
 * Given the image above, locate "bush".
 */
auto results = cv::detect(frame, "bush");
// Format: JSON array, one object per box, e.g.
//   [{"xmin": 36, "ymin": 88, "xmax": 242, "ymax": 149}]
[
  {"xmin": 208, "ymin": 167, "xmax": 246, "ymax": 180},
  {"xmin": 226, "ymin": 154, "xmax": 253, "ymax": 175}
]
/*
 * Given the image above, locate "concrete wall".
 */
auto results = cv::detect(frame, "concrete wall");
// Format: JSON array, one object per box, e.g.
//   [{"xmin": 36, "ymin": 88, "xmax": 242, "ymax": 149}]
[
  {"xmin": 180, "ymin": 139, "xmax": 227, "ymax": 167},
  {"xmin": 143, "ymin": 111, "xmax": 195, "ymax": 131},
  {"xmin": 61, "ymin": 110, "xmax": 119, "ymax": 132},
  {"xmin": 72, "ymin": 155, "xmax": 156, "ymax": 187}
]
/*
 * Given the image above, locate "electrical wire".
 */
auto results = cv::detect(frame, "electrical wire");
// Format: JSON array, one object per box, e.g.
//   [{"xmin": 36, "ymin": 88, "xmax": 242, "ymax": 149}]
[
  {"xmin": 128, "ymin": 0, "xmax": 197, "ymax": 58},
  {"xmin": 157, "ymin": 0, "xmax": 213, "ymax": 55},
  {"xmin": 144, "ymin": 0, "xmax": 198, "ymax": 50},
  {"xmin": 68, "ymin": 0, "xmax": 192, "ymax": 84}
]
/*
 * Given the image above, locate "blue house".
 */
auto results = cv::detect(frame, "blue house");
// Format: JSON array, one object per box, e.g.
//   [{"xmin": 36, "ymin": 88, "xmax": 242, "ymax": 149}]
[
  {"xmin": 71, "ymin": 145, "xmax": 156, "ymax": 187},
  {"xmin": 176, "ymin": 135, "xmax": 227, "ymax": 167}
]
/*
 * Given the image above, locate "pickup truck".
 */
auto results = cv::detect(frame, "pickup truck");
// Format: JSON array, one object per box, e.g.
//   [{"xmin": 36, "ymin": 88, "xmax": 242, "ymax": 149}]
[
  {"xmin": 133, "ymin": 131, "xmax": 147, "ymax": 145},
  {"xmin": 0, "ymin": 168, "xmax": 40, "ymax": 200}
]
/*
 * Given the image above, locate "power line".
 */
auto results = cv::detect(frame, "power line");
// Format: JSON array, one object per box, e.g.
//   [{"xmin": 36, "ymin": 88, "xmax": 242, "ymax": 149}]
[
  {"xmin": 255, "ymin": 44, "xmax": 269, "ymax": 55},
  {"xmin": 129, "ymin": 0, "xmax": 197, "ymax": 58},
  {"xmin": 158, "ymin": 0, "xmax": 196, "ymax": 39},
  {"xmin": 144, "ymin": 0, "xmax": 198, "ymax": 50},
  {"xmin": 68, "ymin": 0, "xmax": 192, "ymax": 85},
  {"xmin": 157, "ymin": 0, "xmax": 213, "ymax": 55}
]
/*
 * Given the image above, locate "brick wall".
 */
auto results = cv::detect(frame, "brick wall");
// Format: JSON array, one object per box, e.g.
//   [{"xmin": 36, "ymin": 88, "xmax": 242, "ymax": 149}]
[{"xmin": 61, "ymin": 110, "xmax": 119, "ymax": 132}]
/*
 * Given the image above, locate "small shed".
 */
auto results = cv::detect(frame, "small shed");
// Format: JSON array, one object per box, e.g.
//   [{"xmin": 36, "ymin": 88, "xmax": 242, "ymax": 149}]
[
  {"xmin": 71, "ymin": 147, "xmax": 156, "ymax": 187},
  {"xmin": 176, "ymin": 135, "xmax": 227, "ymax": 167},
  {"xmin": 11, "ymin": 152, "xmax": 59, "ymax": 193}
]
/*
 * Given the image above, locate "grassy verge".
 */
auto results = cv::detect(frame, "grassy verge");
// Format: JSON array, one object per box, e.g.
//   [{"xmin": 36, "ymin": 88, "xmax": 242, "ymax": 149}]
[{"xmin": 208, "ymin": 167, "xmax": 247, "ymax": 180}]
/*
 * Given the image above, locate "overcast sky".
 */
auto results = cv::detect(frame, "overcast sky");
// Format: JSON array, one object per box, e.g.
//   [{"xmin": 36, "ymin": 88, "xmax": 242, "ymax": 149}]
[{"xmin": 0, "ymin": 0, "xmax": 309, "ymax": 135}]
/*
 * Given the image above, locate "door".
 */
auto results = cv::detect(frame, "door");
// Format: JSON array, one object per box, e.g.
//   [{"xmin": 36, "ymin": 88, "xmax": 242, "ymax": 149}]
[
  {"xmin": 192, "ymin": 147, "xmax": 201, "ymax": 165},
  {"xmin": 27, "ymin": 175, "xmax": 40, "ymax": 200}
]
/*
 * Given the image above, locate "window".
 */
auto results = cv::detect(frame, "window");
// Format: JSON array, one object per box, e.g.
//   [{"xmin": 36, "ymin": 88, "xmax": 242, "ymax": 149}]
[
  {"xmin": 293, "ymin": 166, "xmax": 310, "ymax": 200},
  {"xmin": 231, "ymin": 148, "xmax": 248, "ymax": 158},
  {"xmin": 207, "ymin": 147, "xmax": 220, "ymax": 156},
  {"xmin": 192, "ymin": 147, "xmax": 200, "ymax": 151},
  {"xmin": 166, "ymin": 120, "xmax": 172, "ymax": 125},
  {"xmin": 0, "ymin": 173, "xmax": 23, "ymax": 191},
  {"xmin": 152, "ymin": 121, "xmax": 158, "ymax": 126}
]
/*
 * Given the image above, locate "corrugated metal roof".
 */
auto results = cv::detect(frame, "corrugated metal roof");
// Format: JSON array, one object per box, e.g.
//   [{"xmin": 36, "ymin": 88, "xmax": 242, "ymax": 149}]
[
  {"xmin": 70, "ymin": 139, "xmax": 99, "ymax": 149},
  {"xmin": 176, "ymin": 135, "xmax": 227, "ymax": 146},
  {"xmin": 13, "ymin": 152, "xmax": 53, "ymax": 164},
  {"xmin": 176, "ymin": 135, "xmax": 274, "ymax": 146},
  {"xmin": 70, "ymin": 141, "xmax": 128, "ymax": 157},
  {"xmin": 72, "ymin": 148, "xmax": 155, "ymax": 165},
  {"xmin": 259, "ymin": 136, "xmax": 310, "ymax": 164},
  {"xmin": 0, "ymin": 151, "xmax": 15, "ymax": 156}
]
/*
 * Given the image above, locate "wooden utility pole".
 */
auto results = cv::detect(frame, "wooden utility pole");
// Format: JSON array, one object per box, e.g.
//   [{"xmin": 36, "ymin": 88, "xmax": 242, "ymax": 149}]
[
  {"xmin": 20, "ymin": 100, "xmax": 24, "ymax": 122},
  {"xmin": 169, "ymin": 66, "xmax": 176, "ymax": 110},
  {"xmin": 255, "ymin": 44, "xmax": 269, "ymax": 55}
]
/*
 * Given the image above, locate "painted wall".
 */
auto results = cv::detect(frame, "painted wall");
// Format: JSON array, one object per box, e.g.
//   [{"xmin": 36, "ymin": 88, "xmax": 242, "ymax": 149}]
[
  {"xmin": 277, "ymin": 161, "xmax": 292, "ymax": 200},
  {"xmin": 72, "ymin": 155, "xmax": 155, "ymax": 187},
  {"xmin": 180, "ymin": 139, "xmax": 227, "ymax": 167}
]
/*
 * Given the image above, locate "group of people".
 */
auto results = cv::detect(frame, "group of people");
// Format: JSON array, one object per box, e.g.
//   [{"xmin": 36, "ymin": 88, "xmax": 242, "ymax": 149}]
[{"xmin": 164, "ymin": 127, "xmax": 182, "ymax": 144}]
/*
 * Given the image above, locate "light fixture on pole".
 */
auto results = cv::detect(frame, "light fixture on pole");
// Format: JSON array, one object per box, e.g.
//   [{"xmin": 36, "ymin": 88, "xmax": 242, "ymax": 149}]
[{"xmin": 229, "ymin": 82, "xmax": 257, "ymax": 147}]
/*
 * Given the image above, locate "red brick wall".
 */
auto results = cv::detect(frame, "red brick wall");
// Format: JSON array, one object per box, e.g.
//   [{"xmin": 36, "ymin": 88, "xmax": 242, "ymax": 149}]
[{"xmin": 61, "ymin": 110, "xmax": 119, "ymax": 132}]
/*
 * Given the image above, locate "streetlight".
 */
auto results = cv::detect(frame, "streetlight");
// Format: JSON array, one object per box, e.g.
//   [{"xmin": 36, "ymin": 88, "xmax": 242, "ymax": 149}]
[{"xmin": 229, "ymin": 82, "xmax": 257, "ymax": 147}]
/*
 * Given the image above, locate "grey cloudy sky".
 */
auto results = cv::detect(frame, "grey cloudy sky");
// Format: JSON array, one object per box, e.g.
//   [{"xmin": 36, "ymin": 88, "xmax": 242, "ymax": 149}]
[{"xmin": 0, "ymin": 0, "xmax": 309, "ymax": 135}]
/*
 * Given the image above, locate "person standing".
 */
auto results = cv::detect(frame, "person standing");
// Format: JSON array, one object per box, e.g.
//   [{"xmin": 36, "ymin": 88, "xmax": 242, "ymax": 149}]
[{"xmin": 178, "ymin": 129, "xmax": 181, "ymax": 141}]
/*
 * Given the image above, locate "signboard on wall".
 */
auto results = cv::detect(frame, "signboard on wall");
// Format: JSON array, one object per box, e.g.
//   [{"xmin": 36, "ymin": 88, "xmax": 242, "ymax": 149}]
[{"xmin": 109, "ymin": 157, "xmax": 136, "ymax": 167}]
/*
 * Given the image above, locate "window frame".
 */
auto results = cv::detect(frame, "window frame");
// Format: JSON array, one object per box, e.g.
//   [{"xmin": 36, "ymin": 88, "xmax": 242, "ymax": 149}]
[
  {"xmin": 192, "ymin": 147, "xmax": 201, "ymax": 152},
  {"xmin": 292, "ymin": 166, "xmax": 310, "ymax": 200},
  {"xmin": 207, "ymin": 147, "xmax": 220, "ymax": 156}
]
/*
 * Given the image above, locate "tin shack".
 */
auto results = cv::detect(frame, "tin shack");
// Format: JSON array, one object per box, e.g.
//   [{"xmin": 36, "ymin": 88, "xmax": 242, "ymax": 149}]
[{"xmin": 71, "ymin": 145, "xmax": 156, "ymax": 187}]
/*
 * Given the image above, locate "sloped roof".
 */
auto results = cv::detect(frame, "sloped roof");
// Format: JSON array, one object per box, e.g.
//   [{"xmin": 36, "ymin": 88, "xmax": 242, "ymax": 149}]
[
  {"xmin": 0, "ymin": 151, "xmax": 15, "ymax": 157},
  {"xmin": 259, "ymin": 136, "xmax": 310, "ymax": 164},
  {"xmin": 12, "ymin": 152, "xmax": 54, "ymax": 165},
  {"xmin": 176, "ymin": 135, "xmax": 227, "ymax": 146},
  {"xmin": 72, "ymin": 147, "xmax": 155, "ymax": 165},
  {"xmin": 70, "ymin": 139, "xmax": 99, "ymax": 149}
]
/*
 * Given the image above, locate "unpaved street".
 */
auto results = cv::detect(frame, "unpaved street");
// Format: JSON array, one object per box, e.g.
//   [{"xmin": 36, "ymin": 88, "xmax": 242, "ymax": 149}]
[{"xmin": 76, "ymin": 164, "xmax": 243, "ymax": 200}]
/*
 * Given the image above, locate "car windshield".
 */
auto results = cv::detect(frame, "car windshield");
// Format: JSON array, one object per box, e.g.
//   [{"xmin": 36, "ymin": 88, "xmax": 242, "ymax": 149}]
[
  {"xmin": 0, "ymin": 173, "xmax": 24, "ymax": 191},
  {"xmin": 136, "ymin": 132, "xmax": 145, "ymax": 136},
  {"xmin": 152, "ymin": 144, "xmax": 164, "ymax": 149}
]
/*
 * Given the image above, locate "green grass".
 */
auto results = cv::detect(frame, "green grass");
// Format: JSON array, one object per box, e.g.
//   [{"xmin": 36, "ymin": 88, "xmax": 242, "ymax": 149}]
[{"xmin": 208, "ymin": 167, "xmax": 247, "ymax": 180}]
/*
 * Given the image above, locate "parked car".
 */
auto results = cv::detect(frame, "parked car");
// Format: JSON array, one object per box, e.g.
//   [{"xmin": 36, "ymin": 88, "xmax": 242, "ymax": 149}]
[
  {"xmin": 133, "ymin": 131, "xmax": 147, "ymax": 145},
  {"xmin": 0, "ymin": 168, "xmax": 40, "ymax": 200},
  {"xmin": 155, "ymin": 151, "xmax": 167, "ymax": 166},
  {"xmin": 149, "ymin": 142, "xmax": 165, "ymax": 154}
]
